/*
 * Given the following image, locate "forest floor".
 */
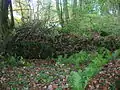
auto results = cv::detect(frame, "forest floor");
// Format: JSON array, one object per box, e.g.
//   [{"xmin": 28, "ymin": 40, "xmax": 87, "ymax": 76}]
[
  {"xmin": 86, "ymin": 60, "xmax": 120, "ymax": 90},
  {"xmin": 0, "ymin": 59, "xmax": 72, "ymax": 90},
  {"xmin": 0, "ymin": 59, "xmax": 120, "ymax": 90}
]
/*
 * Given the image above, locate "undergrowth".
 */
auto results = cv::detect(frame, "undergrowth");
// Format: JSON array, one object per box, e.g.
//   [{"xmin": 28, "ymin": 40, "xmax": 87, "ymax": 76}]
[
  {"xmin": 56, "ymin": 47, "xmax": 120, "ymax": 90},
  {"xmin": 0, "ymin": 55, "xmax": 31, "ymax": 68},
  {"xmin": 1, "ymin": 47, "xmax": 120, "ymax": 89},
  {"xmin": 56, "ymin": 51, "xmax": 90, "ymax": 66},
  {"xmin": 67, "ymin": 53, "xmax": 109, "ymax": 90}
]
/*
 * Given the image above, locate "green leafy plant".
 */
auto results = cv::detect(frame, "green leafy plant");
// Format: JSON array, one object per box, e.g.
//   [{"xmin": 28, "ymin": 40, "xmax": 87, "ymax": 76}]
[
  {"xmin": 68, "ymin": 53, "xmax": 109, "ymax": 90},
  {"xmin": 97, "ymin": 47, "xmax": 112, "ymax": 60},
  {"xmin": 63, "ymin": 14, "xmax": 120, "ymax": 37},
  {"xmin": 36, "ymin": 71, "xmax": 53, "ymax": 84},
  {"xmin": 57, "ymin": 51, "xmax": 90, "ymax": 67},
  {"xmin": 68, "ymin": 70, "xmax": 83, "ymax": 90},
  {"xmin": 0, "ymin": 55, "xmax": 31, "ymax": 67}
]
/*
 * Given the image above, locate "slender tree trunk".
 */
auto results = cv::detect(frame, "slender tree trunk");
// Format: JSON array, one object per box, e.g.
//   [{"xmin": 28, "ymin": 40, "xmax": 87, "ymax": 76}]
[
  {"xmin": 63, "ymin": 0, "xmax": 69, "ymax": 24},
  {"xmin": 37, "ymin": 0, "xmax": 40, "ymax": 20},
  {"xmin": 55, "ymin": 0, "xmax": 64, "ymax": 27},
  {"xmin": 9, "ymin": 0, "xmax": 14, "ymax": 29},
  {"xmin": 0, "ymin": 0, "xmax": 2, "ymax": 36},
  {"xmin": 72, "ymin": 0, "xmax": 77, "ymax": 17},
  {"xmin": 0, "ymin": 0, "xmax": 2, "ymax": 25},
  {"xmin": 44, "ymin": 0, "xmax": 51, "ymax": 23},
  {"xmin": 117, "ymin": 2, "xmax": 120, "ymax": 22},
  {"xmin": 118, "ymin": 3, "xmax": 120, "ymax": 15},
  {"xmin": 47, "ymin": 0, "xmax": 51, "ymax": 21},
  {"xmin": 0, "ymin": 0, "xmax": 2, "ymax": 51},
  {"xmin": 28, "ymin": 1, "xmax": 32, "ymax": 22}
]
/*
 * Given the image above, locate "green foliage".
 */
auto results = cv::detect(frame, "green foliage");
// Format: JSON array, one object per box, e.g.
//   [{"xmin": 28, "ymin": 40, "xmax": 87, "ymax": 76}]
[
  {"xmin": 8, "ymin": 79, "xmax": 29, "ymax": 90},
  {"xmin": 1, "ymin": 0, "xmax": 120, "ymax": 89},
  {"xmin": 110, "ymin": 82, "xmax": 117, "ymax": 90},
  {"xmin": 0, "ymin": 55, "xmax": 31, "ymax": 67},
  {"xmin": 100, "ymin": 36, "xmax": 120, "ymax": 51},
  {"xmin": 67, "ymin": 52, "xmax": 109, "ymax": 90},
  {"xmin": 68, "ymin": 70, "xmax": 83, "ymax": 90},
  {"xmin": 55, "ymin": 87, "xmax": 62, "ymax": 90},
  {"xmin": 63, "ymin": 15, "xmax": 92, "ymax": 37},
  {"xmin": 97, "ymin": 47, "xmax": 112, "ymax": 60},
  {"xmin": 112, "ymin": 49, "xmax": 120, "ymax": 60},
  {"xmin": 63, "ymin": 15, "xmax": 120, "ymax": 37},
  {"xmin": 36, "ymin": 71, "xmax": 53, "ymax": 84},
  {"xmin": 57, "ymin": 51, "xmax": 90, "ymax": 66},
  {"xmin": 57, "ymin": 48, "xmax": 112, "ymax": 66}
]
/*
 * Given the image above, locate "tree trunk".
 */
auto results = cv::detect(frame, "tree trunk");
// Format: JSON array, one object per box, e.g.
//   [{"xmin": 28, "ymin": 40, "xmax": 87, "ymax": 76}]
[
  {"xmin": 118, "ymin": 3, "xmax": 120, "ymax": 15},
  {"xmin": 0, "ymin": 0, "xmax": 9, "ymax": 52},
  {"xmin": 72, "ymin": 0, "xmax": 77, "ymax": 17},
  {"xmin": 1, "ymin": 0, "xmax": 9, "ymax": 29},
  {"xmin": 118, "ymin": 2, "xmax": 120, "ymax": 22},
  {"xmin": 9, "ymin": 0, "xmax": 14, "ymax": 29},
  {"xmin": 55, "ymin": 0, "xmax": 64, "ymax": 27},
  {"xmin": 0, "ymin": 0, "xmax": 12, "ymax": 53},
  {"xmin": 0, "ymin": 0, "xmax": 2, "ymax": 37},
  {"xmin": 37, "ymin": 0, "xmax": 40, "ymax": 20},
  {"xmin": 44, "ymin": 0, "xmax": 51, "ymax": 23},
  {"xmin": 63, "ymin": 0, "xmax": 69, "ymax": 24}
]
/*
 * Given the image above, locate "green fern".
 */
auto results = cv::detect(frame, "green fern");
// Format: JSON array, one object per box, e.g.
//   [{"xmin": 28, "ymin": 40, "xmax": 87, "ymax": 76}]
[
  {"xmin": 68, "ymin": 53, "xmax": 109, "ymax": 90},
  {"xmin": 68, "ymin": 70, "xmax": 84, "ymax": 90},
  {"xmin": 58, "ymin": 51, "xmax": 89, "ymax": 66}
]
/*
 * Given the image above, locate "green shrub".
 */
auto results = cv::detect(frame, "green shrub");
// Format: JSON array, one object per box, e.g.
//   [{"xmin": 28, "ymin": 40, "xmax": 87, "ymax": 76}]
[
  {"xmin": 57, "ymin": 51, "xmax": 90, "ymax": 66},
  {"xmin": 68, "ymin": 53, "xmax": 109, "ymax": 90},
  {"xmin": 0, "ymin": 55, "xmax": 31, "ymax": 67},
  {"xmin": 97, "ymin": 47, "xmax": 112, "ymax": 60},
  {"xmin": 63, "ymin": 14, "xmax": 120, "ymax": 37}
]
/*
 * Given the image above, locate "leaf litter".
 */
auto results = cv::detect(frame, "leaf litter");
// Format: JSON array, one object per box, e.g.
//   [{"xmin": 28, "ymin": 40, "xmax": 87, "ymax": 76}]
[{"xmin": 0, "ymin": 59, "xmax": 120, "ymax": 90}]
